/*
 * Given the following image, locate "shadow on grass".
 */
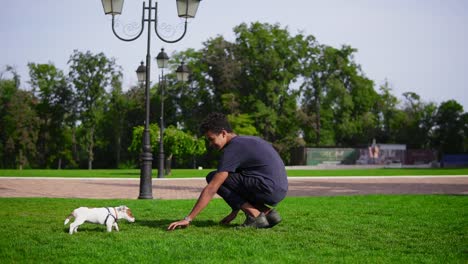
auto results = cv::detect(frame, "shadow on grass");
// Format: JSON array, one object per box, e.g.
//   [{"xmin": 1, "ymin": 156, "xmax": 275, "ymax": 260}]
[
  {"xmin": 62, "ymin": 226, "xmax": 110, "ymax": 234},
  {"xmin": 135, "ymin": 219, "xmax": 229, "ymax": 230}
]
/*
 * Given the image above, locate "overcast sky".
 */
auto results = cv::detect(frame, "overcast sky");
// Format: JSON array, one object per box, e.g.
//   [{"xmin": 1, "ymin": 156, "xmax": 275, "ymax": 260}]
[{"xmin": 1, "ymin": 0, "xmax": 467, "ymax": 110}]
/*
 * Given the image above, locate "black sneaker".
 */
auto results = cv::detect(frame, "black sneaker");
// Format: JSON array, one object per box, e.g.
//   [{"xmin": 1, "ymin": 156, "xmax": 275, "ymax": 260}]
[
  {"xmin": 266, "ymin": 209, "xmax": 282, "ymax": 228},
  {"xmin": 239, "ymin": 213, "xmax": 269, "ymax": 228}
]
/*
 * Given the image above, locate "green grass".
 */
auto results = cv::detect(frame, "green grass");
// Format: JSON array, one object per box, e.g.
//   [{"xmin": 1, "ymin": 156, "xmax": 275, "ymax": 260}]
[
  {"xmin": 0, "ymin": 168, "xmax": 467, "ymax": 178},
  {"xmin": 0, "ymin": 195, "xmax": 466, "ymax": 263}
]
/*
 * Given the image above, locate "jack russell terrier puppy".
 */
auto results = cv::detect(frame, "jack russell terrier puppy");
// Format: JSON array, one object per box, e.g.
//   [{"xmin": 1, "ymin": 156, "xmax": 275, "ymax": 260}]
[{"xmin": 64, "ymin": 206, "xmax": 135, "ymax": 235}]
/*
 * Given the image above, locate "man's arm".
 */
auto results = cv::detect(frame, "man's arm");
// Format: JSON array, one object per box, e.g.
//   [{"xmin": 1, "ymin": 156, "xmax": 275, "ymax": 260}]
[{"xmin": 167, "ymin": 171, "xmax": 229, "ymax": 230}]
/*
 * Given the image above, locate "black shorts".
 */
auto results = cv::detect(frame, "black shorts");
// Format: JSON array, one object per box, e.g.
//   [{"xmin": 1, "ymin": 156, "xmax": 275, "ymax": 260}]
[{"xmin": 206, "ymin": 171, "xmax": 286, "ymax": 210}]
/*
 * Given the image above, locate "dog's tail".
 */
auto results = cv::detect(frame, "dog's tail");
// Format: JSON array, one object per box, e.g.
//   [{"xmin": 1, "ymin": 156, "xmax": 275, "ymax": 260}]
[{"xmin": 64, "ymin": 213, "xmax": 74, "ymax": 225}]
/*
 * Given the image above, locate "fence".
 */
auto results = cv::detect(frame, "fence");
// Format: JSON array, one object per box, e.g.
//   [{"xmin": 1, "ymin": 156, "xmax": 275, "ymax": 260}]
[
  {"xmin": 442, "ymin": 154, "xmax": 468, "ymax": 167},
  {"xmin": 290, "ymin": 146, "xmax": 438, "ymax": 166}
]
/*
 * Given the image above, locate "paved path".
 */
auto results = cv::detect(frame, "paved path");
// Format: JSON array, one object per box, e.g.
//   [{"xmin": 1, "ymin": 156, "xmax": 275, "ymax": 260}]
[{"xmin": 0, "ymin": 176, "xmax": 467, "ymax": 199}]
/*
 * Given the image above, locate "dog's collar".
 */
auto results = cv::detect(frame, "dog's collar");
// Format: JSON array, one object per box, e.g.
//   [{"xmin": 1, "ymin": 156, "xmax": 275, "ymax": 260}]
[{"xmin": 105, "ymin": 207, "xmax": 118, "ymax": 224}]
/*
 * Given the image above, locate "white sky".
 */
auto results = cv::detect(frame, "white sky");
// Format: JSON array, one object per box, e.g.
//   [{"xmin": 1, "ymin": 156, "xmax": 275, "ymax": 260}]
[{"xmin": 1, "ymin": 0, "xmax": 467, "ymax": 110}]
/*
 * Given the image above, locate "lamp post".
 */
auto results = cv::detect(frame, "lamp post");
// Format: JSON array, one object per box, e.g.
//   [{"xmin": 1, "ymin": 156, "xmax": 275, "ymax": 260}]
[
  {"xmin": 156, "ymin": 48, "xmax": 169, "ymax": 178},
  {"xmin": 135, "ymin": 57, "xmax": 190, "ymax": 179},
  {"xmin": 176, "ymin": 61, "xmax": 190, "ymax": 82},
  {"xmin": 101, "ymin": 0, "xmax": 201, "ymax": 199},
  {"xmin": 155, "ymin": 50, "xmax": 191, "ymax": 178}
]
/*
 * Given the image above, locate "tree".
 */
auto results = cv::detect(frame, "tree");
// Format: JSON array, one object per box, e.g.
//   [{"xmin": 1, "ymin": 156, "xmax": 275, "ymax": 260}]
[
  {"xmin": 28, "ymin": 63, "xmax": 74, "ymax": 168},
  {"xmin": 128, "ymin": 123, "xmax": 160, "ymax": 165},
  {"xmin": 0, "ymin": 74, "xmax": 19, "ymax": 167},
  {"xmin": 300, "ymin": 45, "xmax": 336, "ymax": 146},
  {"xmin": 0, "ymin": 65, "xmax": 21, "ymax": 88},
  {"xmin": 7, "ymin": 90, "xmax": 40, "ymax": 169},
  {"xmin": 163, "ymin": 126, "xmax": 206, "ymax": 174},
  {"xmin": 203, "ymin": 36, "xmax": 242, "ymax": 112},
  {"xmin": 227, "ymin": 113, "xmax": 258, "ymax": 136},
  {"xmin": 234, "ymin": 22, "xmax": 307, "ymax": 143},
  {"xmin": 401, "ymin": 92, "xmax": 437, "ymax": 148},
  {"xmin": 98, "ymin": 75, "xmax": 127, "ymax": 168},
  {"xmin": 68, "ymin": 50, "xmax": 122, "ymax": 169},
  {"xmin": 301, "ymin": 44, "xmax": 378, "ymax": 147},
  {"xmin": 0, "ymin": 67, "xmax": 40, "ymax": 169},
  {"xmin": 1, "ymin": 89, "xmax": 40, "ymax": 169},
  {"xmin": 128, "ymin": 124, "xmax": 206, "ymax": 173},
  {"xmin": 376, "ymin": 80, "xmax": 403, "ymax": 143},
  {"xmin": 462, "ymin": 112, "xmax": 468, "ymax": 153},
  {"xmin": 168, "ymin": 43, "xmax": 240, "ymax": 133},
  {"xmin": 432, "ymin": 100, "xmax": 466, "ymax": 156}
]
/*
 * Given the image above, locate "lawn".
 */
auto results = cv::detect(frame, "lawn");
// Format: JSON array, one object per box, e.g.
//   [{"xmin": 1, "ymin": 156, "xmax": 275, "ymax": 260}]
[
  {"xmin": 0, "ymin": 167, "xmax": 467, "ymax": 178},
  {"xmin": 0, "ymin": 195, "xmax": 466, "ymax": 263}
]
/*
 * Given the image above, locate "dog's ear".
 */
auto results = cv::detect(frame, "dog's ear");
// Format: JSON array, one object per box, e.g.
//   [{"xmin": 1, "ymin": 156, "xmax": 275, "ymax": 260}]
[{"xmin": 118, "ymin": 205, "xmax": 127, "ymax": 211}]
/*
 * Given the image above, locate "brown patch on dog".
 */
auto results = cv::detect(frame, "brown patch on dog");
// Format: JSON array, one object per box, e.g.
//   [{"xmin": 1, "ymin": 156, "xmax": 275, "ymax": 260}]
[{"xmin": 126, "ymin": 209, "xmax": 134, "ymax": 218}]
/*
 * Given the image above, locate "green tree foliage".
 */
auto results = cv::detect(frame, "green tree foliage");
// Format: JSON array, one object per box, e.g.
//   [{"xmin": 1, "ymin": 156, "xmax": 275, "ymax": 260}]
[
  {"xmin": 376, "ymin": 80, "xmax": 403, "ymax": 143},
  {"xmin": 68, "ymin": 50, "xmax": 122, "ymax": 169},
  {"xmin": 0, "ymin": 77, "xmax": 18, "ymax": 167},
  {"xmin": 462, "ymin": 112, "xmax": 468, "ymax": 152},
  {"xmin": 28, "ymin": 63, "xmax": 74, "ymax": 168},
  {"xmin": 177, "ymin": 22, "xmax": 317, "ymax": 161},
  {"xmin": 400, "ymin": 92, "xmax": 437, "ymax": 149},
  {"xmin": 227, "ymin": 113, "xmax": 258, "ymax": 136},
  {"xmin": 234, "ymin": 22, "xmax": 307, "ymax": 143},
  {"xmin": 1, "ymin": 67, "xmax": 40, "ymax": 169},
  {"xmin": 0, "ymin": 83, "xmax": 39, "ymax": 169},
  {"xmin": 301, "ymin": 45, "xmax": 337, "ymax": 146},
  {"xmin": 128, "ymin": 123, "xmax": 160, "ymax": 157},
  {"xmin": 168, "ymin": 44, "xmax": 238, "ymax": 132},
  {"xmin": 163, "ymin": 126, "xmax": 206, "ymax": 173},
  {"xmin": 301, "ymin": 45, "xmax": 379, "ymax": 147},
  {"xmin": 168, "ymin": 22, "xmax": 467, "ymax": 164},
  {"xmin": 6, "ymin": 90, "xmax": 40, "ymax": 169},
  {"xmin": 0, "ymin": 76, "xmax": 17, "ymax": 167},
  {"xmin": 128, "ymin": 124, "xmax": 206, "ymax": 173},
  {"xmin": 1, "ymin": 22, "xmax": 467, "ymax": 168},
  {"xmin": 98, "ymin": 78, "xmax": 128, "ymax": 168},
  {"xmin": 433, "ymin": 100, "xmax": 466, "ymax": 155}
]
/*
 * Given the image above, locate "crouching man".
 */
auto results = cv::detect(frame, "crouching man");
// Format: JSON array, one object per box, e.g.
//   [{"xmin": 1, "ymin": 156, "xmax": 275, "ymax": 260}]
[{"xmin": 167, "ymin": 113, "xmax": 288, "ymax": 230}]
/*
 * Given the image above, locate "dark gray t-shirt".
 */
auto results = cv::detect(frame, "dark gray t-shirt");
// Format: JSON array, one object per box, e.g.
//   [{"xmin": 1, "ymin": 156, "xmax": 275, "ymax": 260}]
[{"xmin": 217, "ymin": 136, "xmax": 288, "ymax": 193}]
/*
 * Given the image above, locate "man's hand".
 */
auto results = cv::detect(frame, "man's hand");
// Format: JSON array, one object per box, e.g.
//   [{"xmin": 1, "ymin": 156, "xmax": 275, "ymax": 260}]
[
  {"xmin": 167, "ymin": 219, "xmax": 190, "ymax": 231},
  {"xmin": 220, "ymin": 209, "xmax": 239, "ymax": 225},
  {"xmin": 167, "ymin": 172, "xmax": 229, "ymax": 231}
]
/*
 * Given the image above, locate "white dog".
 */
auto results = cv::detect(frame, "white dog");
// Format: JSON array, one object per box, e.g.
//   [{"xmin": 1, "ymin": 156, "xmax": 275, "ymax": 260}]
[{"xmin": 64, "ymin": 206, "xmax": 135, "ymax": 235}]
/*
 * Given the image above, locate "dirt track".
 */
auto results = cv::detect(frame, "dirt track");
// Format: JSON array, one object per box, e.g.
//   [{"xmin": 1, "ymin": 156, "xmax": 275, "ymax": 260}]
[{"xmin": 0, "ymin": 176, "xmax": 467, "ymax": 199}]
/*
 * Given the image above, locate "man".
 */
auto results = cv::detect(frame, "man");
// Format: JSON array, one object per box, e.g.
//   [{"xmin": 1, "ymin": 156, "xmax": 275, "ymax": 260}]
[{"xmin": 167, "ymin": 113, "xmax": 288, "ymax": 230}]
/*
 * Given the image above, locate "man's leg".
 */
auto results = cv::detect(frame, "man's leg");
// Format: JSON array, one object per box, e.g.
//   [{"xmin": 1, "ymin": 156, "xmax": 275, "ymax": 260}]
[
  {"xmin": 206, "ymin": 171, "xmax": 246, "ymax": 224},
  {"xmin": 232, "ymin": 177, "xmax": 284, "ymax": 228},
  {"xmin": 206, "ymin": 171, "xmax": 270, "ymax": 228},
  {"xmin": 206, "ymin": 171, "xmax": 247, "ymax": 211},
  {"xmin": 206, "ymin": 171, "xmax": 282, "ymax": 228}
]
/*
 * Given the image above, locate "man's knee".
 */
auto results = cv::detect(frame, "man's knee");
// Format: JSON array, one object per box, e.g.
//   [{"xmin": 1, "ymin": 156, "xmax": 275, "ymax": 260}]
[{"xmin": 206, "ymin": 171, "xmax": 217, "ymax": 183}]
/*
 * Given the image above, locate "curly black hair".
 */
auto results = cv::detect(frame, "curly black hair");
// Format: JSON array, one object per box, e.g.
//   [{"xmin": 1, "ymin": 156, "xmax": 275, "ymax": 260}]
[{"xmin": 199, "ymin": 112, "xmax": 233, "ymax": 135}]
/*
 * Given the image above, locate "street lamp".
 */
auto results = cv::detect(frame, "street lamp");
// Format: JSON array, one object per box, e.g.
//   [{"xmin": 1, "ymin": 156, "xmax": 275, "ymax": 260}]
[
  {"xmin": 102, "ymin": 0, "xmax": 201, "ymax": 199},
  {"xmin": 136, "ymin": 61, "xmax": 146, "ymax": 83},
  {"xmin": 156, "ymin": 48, "xmax": 169, "ymax": 178},
  {"xmin": 176, "ymin": 61, "xmax": 190, "ymax": 82},
  {"xmin": 155, "ymin": 50, "xmax": 191, "ymax": 178}
]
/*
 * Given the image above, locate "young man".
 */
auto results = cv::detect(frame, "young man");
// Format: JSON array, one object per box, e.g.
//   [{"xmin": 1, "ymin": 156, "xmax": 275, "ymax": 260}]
[{"xmin": 167, "ymin": 113, "xmax": 288, "ymax": 230}]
